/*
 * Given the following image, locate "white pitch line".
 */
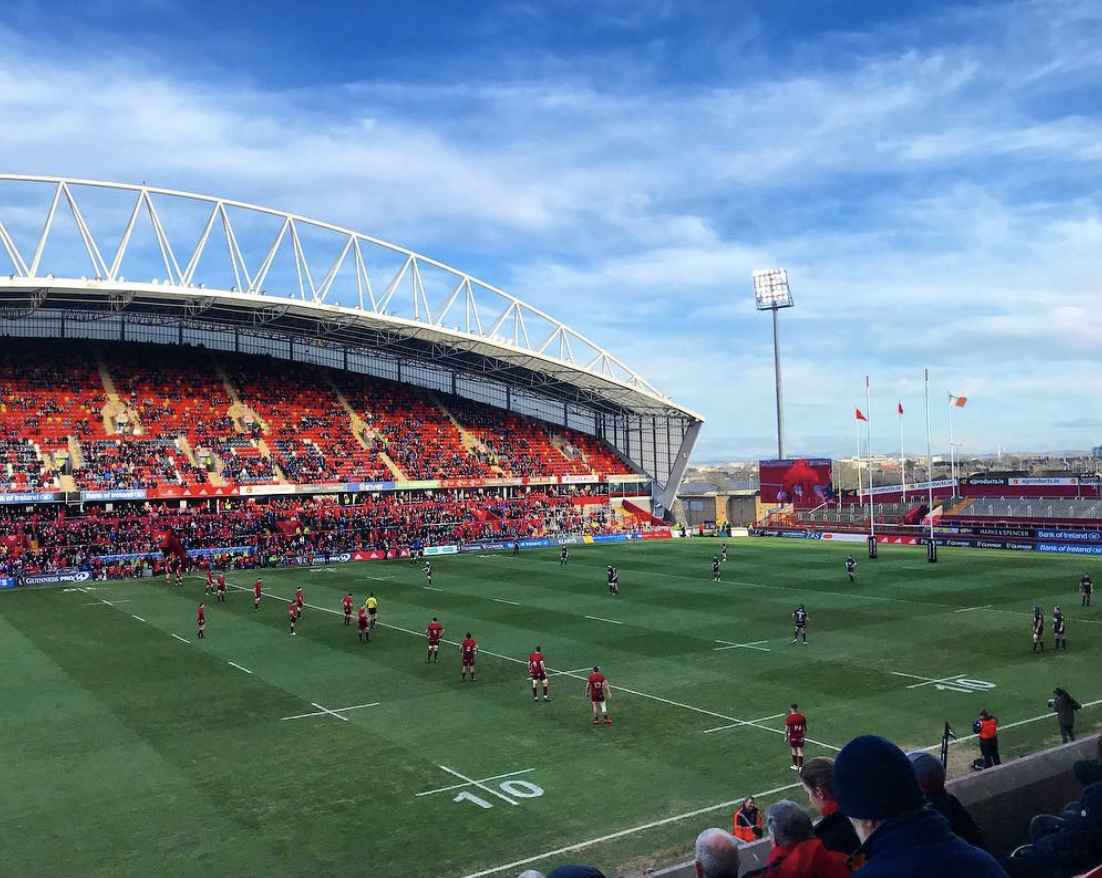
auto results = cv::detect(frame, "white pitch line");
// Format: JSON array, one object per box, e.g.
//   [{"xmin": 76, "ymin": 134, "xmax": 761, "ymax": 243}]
[
  {"xmin": 439, "ymin": 765, "xmax": 518, "ymax": 806},
  {"xmin": 493, "ymin": 598, "xmax": 520, "ymax": 606},
  {"xmin": 131, "ymin": 614, "xmax": 146, "ymax": 622},
  {"xmin": 171, "ymin": 633, "xmax": 190, "ymax": 643},
  {"xmin": 547, "ymin": 666, "xmax": 596, "ymax": 678},
  {"xmin": 310, "ymin": 702, "xmax": 350, "ymax": 722},
  {"xmin": 905, "ymin": 673, "xmax": 966, "ymax": 690},
  {"xmin": 457, "ymin": 779, "xmax": 805, "ymax": 878},
  {"xmin": 701, "ymin": 712, "xmax": 786, "ymax": 735},
  {"xmin": 423, "ymin": 586, "xmax": 444, "ymax": 592},
  {"xmin": 416, "ymin": 768, "xmax": 535, "ymax": 797},
  {"xmin": 100, "ymin": 599, "xmax": 114, "ymax": 606},
  {"xmin": 227, "ymin": 661, "xmax": 253, "ymax": 675},
  {"xmin": 364, "ymin": 575, "xmax": 395, "ymax": 581},
  {"xmin": 281, "ymin": 702, "xmax": 380, "ymax": 721},
  {"xmin": 225, "ymin": 583, "xmax": 838, "ymax": 750},
  {"xmin": 584, "ymin": 615, "xmax": 623, "ymax": 625},
  {"xmin": 953, "ymin": 605, "xmax": 993, "ymax": 613},
  {"xmin": 713, "ymin": 639, "xmax": 770, "ymax": 652}
]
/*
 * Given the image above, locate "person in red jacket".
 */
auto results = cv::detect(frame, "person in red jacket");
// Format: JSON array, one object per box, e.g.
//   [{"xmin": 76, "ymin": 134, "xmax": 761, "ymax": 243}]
[{"xmin": 749, "ymin": 800, "xmax": 849, "ymax": 877}]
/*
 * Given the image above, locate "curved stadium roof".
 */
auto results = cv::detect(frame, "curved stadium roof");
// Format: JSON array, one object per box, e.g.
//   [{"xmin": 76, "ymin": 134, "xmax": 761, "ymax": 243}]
[
  {"xmin": 0, "ymin": 175, "xmax": 702, "ymax": 505},
  {"xmin": 0, "ymin": 175, "xmax": 700, "ymax": 421}
]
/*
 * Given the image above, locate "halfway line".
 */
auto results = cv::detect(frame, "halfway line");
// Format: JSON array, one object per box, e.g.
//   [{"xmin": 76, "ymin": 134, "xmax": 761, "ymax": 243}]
[
  {"xmin": 584, "ymin": 615, "xmax": 623, "ymax": 625},
  {"xmin": 171, "ymin": 633, "xmax": 190, "ymax": 644},
  {"xmin": 227, "ymin": 661, "xmax": 253, "ymax": 675},
  {"xmin": 493, "ymin": 598, "xmax": 520, "ymax": 606}
]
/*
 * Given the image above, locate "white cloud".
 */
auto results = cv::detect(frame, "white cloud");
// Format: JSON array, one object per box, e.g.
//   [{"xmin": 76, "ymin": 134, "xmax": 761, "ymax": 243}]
[{"xmin": 1, "ymin": 1, "xmax": 1102, "ymax": 459}]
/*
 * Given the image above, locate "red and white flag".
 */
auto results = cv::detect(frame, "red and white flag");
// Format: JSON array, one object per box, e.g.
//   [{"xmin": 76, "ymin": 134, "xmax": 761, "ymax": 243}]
[
  {"xmin": 897, "ymin": 402, "xmax": 904, "ymax": 415},
  {"xmin": 948, "ymin": 394, "xmax": 967, "ymax": 408},
  {"xmin": 855, "ymin": 408, "xmax": 868, "ymax": 422}
]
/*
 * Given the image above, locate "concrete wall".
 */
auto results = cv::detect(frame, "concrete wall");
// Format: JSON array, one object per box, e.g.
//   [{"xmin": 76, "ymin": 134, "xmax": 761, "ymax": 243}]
[{"xmin": 650, "ymin": 734, "xmax": 1099, "ymax": 877}]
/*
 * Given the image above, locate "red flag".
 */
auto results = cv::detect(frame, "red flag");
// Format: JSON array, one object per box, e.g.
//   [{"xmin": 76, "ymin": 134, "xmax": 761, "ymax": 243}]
[
  {"xmin": 855, "ymin": 408, "xmax": 868, "ymax": 421},
  {"xmin": 898, "ymin": 402, "xmax": 904, "ymax": 415},
  {"xmin": 949, "ymin": 394, "xmax": 968, "ymax": 407}
]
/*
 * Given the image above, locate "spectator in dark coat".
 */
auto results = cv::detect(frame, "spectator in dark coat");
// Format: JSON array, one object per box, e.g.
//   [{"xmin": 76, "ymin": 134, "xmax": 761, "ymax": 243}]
[
  {"xmin": 908, "ymin": 752, "xmax": 987, "ymax": 850},
  {"xmin": 800, "ymin": 757, "xmax": 861, "ymax": 855},
  {"xmin": 1003, "ymin": 782, "xmax": 1102, "ymax": 878},
  {"xmin": 546, "ymin": 867, "xmax": 605, "ymax": 878},
  {"xmin": 1075, "ymin": 736, "xmax": 1102, "ymax": 788},
  {"xmin": 833, "ymin": 735, "xmax": 1008, "ymax": 878}
]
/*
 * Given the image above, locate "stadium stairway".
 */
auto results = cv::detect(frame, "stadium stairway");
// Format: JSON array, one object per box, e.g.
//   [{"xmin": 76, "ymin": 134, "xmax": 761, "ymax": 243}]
[
  {"xmin": 217, "ymin": 364, "xmax": 291, "ymax": 485},
  {"xmin": 430, "ymin": 392, "xmax": 505, "ymax": 476},
  {"xmin": 330, "ymin": 381, "xmax": 407, "ymax": 480}
]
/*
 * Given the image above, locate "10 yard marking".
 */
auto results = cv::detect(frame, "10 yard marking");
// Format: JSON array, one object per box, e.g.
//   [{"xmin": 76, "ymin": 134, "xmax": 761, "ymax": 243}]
[{"xmin": 417, "ymin": 765, "xmax": 545, "ymax": 810}]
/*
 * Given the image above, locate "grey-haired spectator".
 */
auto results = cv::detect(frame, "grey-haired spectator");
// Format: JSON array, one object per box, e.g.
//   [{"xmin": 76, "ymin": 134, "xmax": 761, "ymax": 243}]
[
  {"xmin": 743, "ymin": 800, "xmax": 849, "ymax": 877},
  {"xmin": 833, "ymin": 735, "xmax": 1007, "ymax": 877},
  {"xmin": 516, "ymin": 872, "xmax": 544, "ymax": 878},
  {"xmin": 693, "ymin": 827, "xmax": 740, "ymax": 878},
  {"xmin": 908, "ymin": 752, "xmax": 986, "ymax": 850}
]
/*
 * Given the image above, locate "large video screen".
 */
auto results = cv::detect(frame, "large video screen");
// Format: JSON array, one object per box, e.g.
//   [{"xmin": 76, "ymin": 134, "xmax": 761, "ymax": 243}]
[{"xmin": 759, "ymin": 458, "xmax": 834, "ymax": 508}]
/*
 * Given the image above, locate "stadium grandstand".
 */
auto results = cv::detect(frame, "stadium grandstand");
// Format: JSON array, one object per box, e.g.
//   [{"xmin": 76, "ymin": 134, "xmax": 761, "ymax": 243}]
[{"xmin": 0, "ymin": 175, "xmax": 702, "ymax": 576}]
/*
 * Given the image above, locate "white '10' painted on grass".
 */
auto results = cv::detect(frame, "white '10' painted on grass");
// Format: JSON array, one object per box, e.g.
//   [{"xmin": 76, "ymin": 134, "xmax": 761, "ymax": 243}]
[{"xmin": 455, "ymin": 780, "xmax": 544, "ymax": 810}]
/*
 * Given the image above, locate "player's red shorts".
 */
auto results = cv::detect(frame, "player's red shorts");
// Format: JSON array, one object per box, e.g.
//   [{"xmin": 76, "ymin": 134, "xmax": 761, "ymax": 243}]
[
  {"xmin": 788, "ymin": 737, "xmax": 805, "ymax": 748},
  {"xmin": 358, "ymin": 617, "xmax": 368, "ymax": 629},
  {"xmin": 531, "ymin": 671, "xmax": 547, "ymax": 681},
  {"xmin": 591, "ymin": 691, "xmax": 605, "ymax": 703},
  {"xmin": 428, "ymin": 637, "xmax": 441, "ymax": 646},
  {"xmin": 462, "ymin": 652, "xmax": 476, "ymax": 665}
]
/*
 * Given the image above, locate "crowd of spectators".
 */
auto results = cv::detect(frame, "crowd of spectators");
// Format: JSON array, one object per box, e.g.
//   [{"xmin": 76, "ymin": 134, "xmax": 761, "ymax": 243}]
[
  {"xmin": 0, "ymin": 490, "xmax": 624, "ymax": 578},
  {"xmin": 0, "ymin": 340, "xmax": 635, "ymax": 492}
]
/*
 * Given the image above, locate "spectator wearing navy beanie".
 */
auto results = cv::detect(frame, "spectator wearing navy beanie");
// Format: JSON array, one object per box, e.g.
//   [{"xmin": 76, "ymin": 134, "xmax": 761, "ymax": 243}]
[{"xmin": 833, "ymin": 735, "xmax": 1008, "ymax": 878}]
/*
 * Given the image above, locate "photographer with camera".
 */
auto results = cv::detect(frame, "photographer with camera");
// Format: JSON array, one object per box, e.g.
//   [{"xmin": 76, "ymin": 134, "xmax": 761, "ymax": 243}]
[{"xmin": 1049, "ymin": 688, "xmax": 1081, "ymax": 744}]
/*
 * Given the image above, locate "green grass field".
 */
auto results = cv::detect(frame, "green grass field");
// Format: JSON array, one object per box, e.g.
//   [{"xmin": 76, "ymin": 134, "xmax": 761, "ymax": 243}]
[{"xmin": 3, "ymin": 538, "xmax": 1101, "ymax": 878}]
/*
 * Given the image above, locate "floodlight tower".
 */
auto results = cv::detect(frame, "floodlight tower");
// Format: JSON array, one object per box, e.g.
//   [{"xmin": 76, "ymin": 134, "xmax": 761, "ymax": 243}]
[{"xmin": 753, "ymin": 269, "xmax": 795, "ymax": 460}]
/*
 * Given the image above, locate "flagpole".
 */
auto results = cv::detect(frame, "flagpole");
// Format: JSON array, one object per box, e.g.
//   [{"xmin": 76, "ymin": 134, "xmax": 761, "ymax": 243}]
[
  {"xmin": 866, "ymin": 375, "xmax": 875, "ymax": 545},
  {"xmin": 925, "ymin": 369, "xmax": 936, "ymax": 555},
  {"xmin": 899, "ymin": 403, "xmax": 906, "ymax": 502},
  {"xmin": 855, "ymin": 415, "xmax": 863, "ymax": 500},
  {"xmin": 948, "ymin": 393, "xmax": 956, "ymax": 487}
]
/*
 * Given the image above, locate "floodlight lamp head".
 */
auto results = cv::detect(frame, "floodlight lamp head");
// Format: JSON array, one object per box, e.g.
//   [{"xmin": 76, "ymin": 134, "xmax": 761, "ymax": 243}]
[{"xmin": 752, "ymin": 268, "xmax": 794, "ymax": 310}]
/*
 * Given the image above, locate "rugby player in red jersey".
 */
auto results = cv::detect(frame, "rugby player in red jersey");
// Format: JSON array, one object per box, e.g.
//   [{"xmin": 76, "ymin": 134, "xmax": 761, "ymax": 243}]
[
  {"xmin": 196, "ymin": 603, "xmax": 206, "ymax": 639},
  {"xmin": 295, "ymin": 586, "xmax": 305, "ymax": 617},
  {"xmin": 205, "ymin": 569, "xmax": 214, "ymax": 594},
  {"xmin": 425, "ymin": 617, "xmax": 444, "ymax": 662},
  {"xmin": 357, "ymin": 605, "xmax": 370, "ymax": 642},
  {"xmin": 342, "ymin": 593, "xmax": 354, "ymax": 626},
  {"xmin": 216, "ymin": 572, "xmax": 227, "ymax": 603},
  {"xmin": 529, "ymin": 646, "xmax": 550, "ymax": 702},
  {"xmin": 785, "ymin": 704, "xmax": 807, "ymax": 769},
  {"xmin": 288, "ymin": 601, "xmax": 298, "ymax": 636},
  {"xmin": 460, "ymin": 632, "xmax": 477, "ymax": 681},
  {"xmin": 253, "ymin": 577, "xmax": 263, "ymax": 611},
  {"xmin": 586, "ymin": 666, "xmax": 612, "ymax": 724}
]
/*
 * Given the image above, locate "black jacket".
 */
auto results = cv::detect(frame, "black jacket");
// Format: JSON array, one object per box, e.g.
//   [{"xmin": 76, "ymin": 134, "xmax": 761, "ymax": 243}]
[
  {"xmin": 1005, "ymin": 782, "xmax": 1102, "ymax": 878},
  {"xmin": 813, "ymin": 808, "xmax": 861, "ymax": 856},
  {"xmin": 927, "ymin": 789, "xmax": 987, "ymax": 850}
]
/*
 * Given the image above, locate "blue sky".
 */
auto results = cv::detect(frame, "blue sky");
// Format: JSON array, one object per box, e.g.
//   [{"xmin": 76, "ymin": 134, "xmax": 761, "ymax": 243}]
[{"xmin": 2, "ymin": 0, "xmax": 1101, "ymax": 462}]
